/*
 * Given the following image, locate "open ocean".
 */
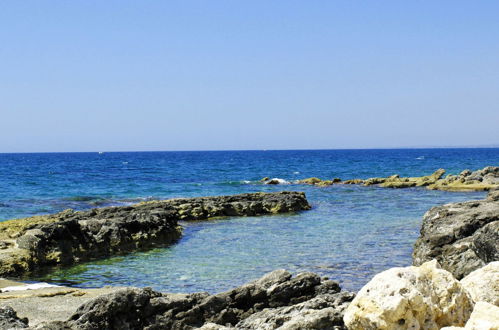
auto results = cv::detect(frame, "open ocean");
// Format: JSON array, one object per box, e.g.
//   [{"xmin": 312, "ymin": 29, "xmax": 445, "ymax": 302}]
[{"xmin": 1, "ymin": 148, "xmax": 498, "ymax": 292}]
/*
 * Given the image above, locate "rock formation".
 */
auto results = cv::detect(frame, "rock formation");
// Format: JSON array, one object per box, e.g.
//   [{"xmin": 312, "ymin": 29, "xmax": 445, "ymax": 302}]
[
  {"xmin": 30, "ymin": 270, "xmax": 354, "ymax": 330},
  {"xmin": 460, "ymin": 261, "xmax": 499, "ymax": 306},
  {"xmin": 343, "ymin": 260, "xmax": 474, "ymax": 330},
  {"xmin": 413, "ymin": 190, "xmax": 499, "ymax": 279},
  {"xmin": 261, "ymin": 166, "xmax": 499, "ymax": 191},
  {"xmin": 0, "ymin": 192, "xmax": 311, "ymax": 277}
]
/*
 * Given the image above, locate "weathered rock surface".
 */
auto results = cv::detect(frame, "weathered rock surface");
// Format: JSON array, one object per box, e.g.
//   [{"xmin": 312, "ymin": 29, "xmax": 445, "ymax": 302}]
[
  {"xmin": 441, "ymin": 301, "xmax": 499, "ymax": 330},
  {"xmin": 413, "ymin": 191, "xmax": 499, "ymax": 279},
  {"xmin": 463, "ymin": 301, "xmax": 499, "ymax": 330},
  {"xmin": 32, "ymin": 270, "xmax": 353, "ymax": 330},
  {"xmin": 461, "ymin": 262, "xmax": 499, "ymax": 306},
  {"xmin": 236, "ymin": 291, "xmax": 353, "ymax": 329},
  {"xmin": 343, "ymin": 260, "xmax": 474, "ymax": 330},
  {"xmin": 428, "ymin": 166, "xmax": 499, "ymax": 191},
  {"xmin": 0, "ymin": 192, "xmax": 310, "ymax": 277},
  {"xmin": 279, "ymin": 166, "xmax": 499, "ymax": 191},
  {"xmin": 0, "ymin": 306, "xmax": 28, "ymax": 329}
]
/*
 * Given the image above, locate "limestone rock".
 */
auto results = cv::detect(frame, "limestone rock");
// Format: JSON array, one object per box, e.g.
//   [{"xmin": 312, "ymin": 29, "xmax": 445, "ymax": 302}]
[
  {"xmin": 464, "ymin": 301, "xmax": 499, "ymax": 330},
  {"xmin": 413, "ymin": 193, "xmax": 499, "ymax": 279},
  {"xmin": 343, "ymin": 260, "xmax": 474, "ymax": 330},
  {"xmin": 461, "ymin": 262, "xmax": 499, "ymax": 306},
  {"xmin": 444, "ymin": 301, "xmax": 499, "ymax": 330}
]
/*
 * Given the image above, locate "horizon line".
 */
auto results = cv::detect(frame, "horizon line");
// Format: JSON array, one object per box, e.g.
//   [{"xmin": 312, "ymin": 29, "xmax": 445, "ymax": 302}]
[{"xmin": 1, "ymin": 145, "xmax": 499, "ymax": 154}]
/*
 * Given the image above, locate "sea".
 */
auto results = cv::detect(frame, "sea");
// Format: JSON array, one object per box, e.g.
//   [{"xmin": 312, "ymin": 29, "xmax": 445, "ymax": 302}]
[{"xmin": 0, "ymin": 148, "xmax": 497, "ymax": 293}]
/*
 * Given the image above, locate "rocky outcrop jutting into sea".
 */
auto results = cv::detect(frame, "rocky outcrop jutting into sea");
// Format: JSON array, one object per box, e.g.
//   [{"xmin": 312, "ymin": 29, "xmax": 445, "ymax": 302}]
[
  {"xmin": 0, "ymin": 192, "xmax": 311, "ymax": 277},
  {"xmin": 412, "ymin": 190, "xmax": 499, "ymax": 279},
  {"xmin": 261, "ymin": 166, "xmax": 499, "ymax": 191}
]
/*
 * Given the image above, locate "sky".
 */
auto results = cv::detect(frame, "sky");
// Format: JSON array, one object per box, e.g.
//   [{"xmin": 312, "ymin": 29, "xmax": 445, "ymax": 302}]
[{"xmin": 1, "ymin": 1, "xmax": 498, "ymax": 152}]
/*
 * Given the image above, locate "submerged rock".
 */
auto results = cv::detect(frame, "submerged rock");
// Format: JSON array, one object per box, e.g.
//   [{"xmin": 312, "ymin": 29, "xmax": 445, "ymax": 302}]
[
  {"xmin": 0, "ymin": 192, "xmax": 311, "ymax": 277},
  {"xmin": 35, "ymin": 270, "xmax": 353, "ymax": 330},
  {"xmin": 412, "ymin": 191, "xmax": 499, "ymax": 279},
  {"xmin": 343, "ymin": 260, "xmax": 474, "ymax": 330}
]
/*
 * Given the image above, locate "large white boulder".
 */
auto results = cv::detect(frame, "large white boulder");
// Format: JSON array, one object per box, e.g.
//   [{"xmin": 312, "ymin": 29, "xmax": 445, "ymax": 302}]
[
  {"xmin": 465, "ymin": 301, "xmax": 499, "ymax": 330},
  {"xmin": 460, "ymin": 261, "xmax": 499, "ymax": 306},
  {"xmin": 344, "ymin": 260, "xmax": 474, "ymax": 330}
]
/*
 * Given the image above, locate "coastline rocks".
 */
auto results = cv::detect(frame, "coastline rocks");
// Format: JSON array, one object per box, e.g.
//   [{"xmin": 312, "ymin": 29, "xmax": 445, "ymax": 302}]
[
  {"xmin": 428, "ymin": 166, "xmax": 499, "ymax": 191},
  {"xmin": 412, "ymin": 191, "xmax": 499, "ymax": 279},
  {"xmin": 460, "ymin": 262, "xmax": 499, "ymax": 306},
  {"xmin": 343, "ymin": 260, "xmax": 474, "ymax": 330},
  {"xmin": 0, "ymin": 192, "xmax": 311, "ymax": 277},
  {"xmin": 37, "ymin": 270, "xmax": 353, "ymax": 330},
  {"xmin": 280, "ymin": 166, "xmax": 499, "ymax": 191},
  {"xmin": 362, "ymin": 169, "xmax": 446, "ymax": 188}
]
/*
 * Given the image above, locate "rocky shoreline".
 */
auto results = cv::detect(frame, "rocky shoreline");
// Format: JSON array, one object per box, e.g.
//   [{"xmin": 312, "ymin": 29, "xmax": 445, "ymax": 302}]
[
  {"xmin": 0, "ymin": 189, "xmax": 498, "ymax": 329},
  {"xmin": 0, "ymin": 192, "xmax": 311, "ymax": 278},
  {"xmin": 262, "ymin": 166, "xmax": 499, "ymax": 192}
]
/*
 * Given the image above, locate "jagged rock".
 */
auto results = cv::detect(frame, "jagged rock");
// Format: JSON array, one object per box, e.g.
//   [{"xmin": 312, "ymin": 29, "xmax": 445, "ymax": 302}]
[
  {"xmin": 472, "ymin": 221, "xmax": 499, "ymax": 263},
  {"xmin": 38, "ymin": 270, "xmax": 352, "ymax": 330},
  {"xmin": 413, "ymin": 191, "xmax": 499, "ymax": 279},
  {"xmin": 429, "ymin": 166, "xmax": 499, "ymax": 191},
  {"xmin": 0, "ymin": 306, "xmax": 28, "ymax": 329},
  {"xmin": 343, "ymin": 260, "xmax": 474, "ymax": 330},
  {"xmin": 461, "ymin": 262, "xmax": 499, "ymax": 306},
  {"xmin": 236, "ymin": 291, "xmax": 354, "ymax": 329},
  {"xmin": 0, "ymin": 192, "xmax": 311, "ymax": 277}
]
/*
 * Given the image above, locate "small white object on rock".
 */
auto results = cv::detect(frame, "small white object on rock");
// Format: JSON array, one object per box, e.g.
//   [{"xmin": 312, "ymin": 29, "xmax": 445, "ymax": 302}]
[
  {"xmin": 343, "ymin": 260, "xmax": 474, "ymax": 330},
  {"xmin": 461, "ymin": 261, "xmax": 499, "ymax": 306}
]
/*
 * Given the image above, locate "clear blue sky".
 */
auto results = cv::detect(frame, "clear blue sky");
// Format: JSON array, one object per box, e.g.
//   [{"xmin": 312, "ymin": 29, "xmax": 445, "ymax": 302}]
[{"xmin": 1, "ymin": 1, "xmax": 498, "ymax": 152}]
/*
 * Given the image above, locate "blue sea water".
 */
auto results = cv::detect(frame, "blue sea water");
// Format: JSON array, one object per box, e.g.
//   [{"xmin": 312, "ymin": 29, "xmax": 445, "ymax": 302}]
[{"xmin": 0, "ymin": 148, "xmax": 497, "ymax": 292}]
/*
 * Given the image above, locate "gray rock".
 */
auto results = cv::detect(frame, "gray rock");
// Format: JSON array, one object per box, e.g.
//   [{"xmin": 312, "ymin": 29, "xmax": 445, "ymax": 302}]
[
  {"xmin": 413, "ymin": 192, "xmax": 499, "ymax": 279},
  {"xmin": 38, "ymin": 270, "xmax": 352, "ymax": 330},
  {"xmin": 236, "ymin": 292, "xmax": 354, "ymax": 330},
  {"xmin": 0, "ymin": 306, "xmax": 28, "ymax": 329}
]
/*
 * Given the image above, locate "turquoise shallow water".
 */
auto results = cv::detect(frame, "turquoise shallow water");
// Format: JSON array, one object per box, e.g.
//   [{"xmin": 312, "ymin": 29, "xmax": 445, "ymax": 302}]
[{"xmin": 1, "ymin": 149, "xmax": 497, "ymax": 292}]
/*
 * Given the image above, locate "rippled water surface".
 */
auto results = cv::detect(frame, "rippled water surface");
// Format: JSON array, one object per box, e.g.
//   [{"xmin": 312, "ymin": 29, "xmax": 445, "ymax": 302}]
[{"xmin": 1, "ymin": 149, "xmax": 497, "ymax": 292}]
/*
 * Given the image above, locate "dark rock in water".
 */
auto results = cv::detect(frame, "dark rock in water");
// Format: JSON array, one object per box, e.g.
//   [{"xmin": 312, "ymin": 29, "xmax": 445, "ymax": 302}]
[
  {"xmin": 413, "ymin": 190, "xmax": 499, "ymax": 279},
  {"xmin": 39, "ymin": 270, "xmax": 353, "ymax": 330},
  {"xmin": 0, "ymin": 306, "xmax": 28, "ymax": 329},
  {"xmin": 0, "ymin": 192, "xmax": 311, "ymax": 277}
]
